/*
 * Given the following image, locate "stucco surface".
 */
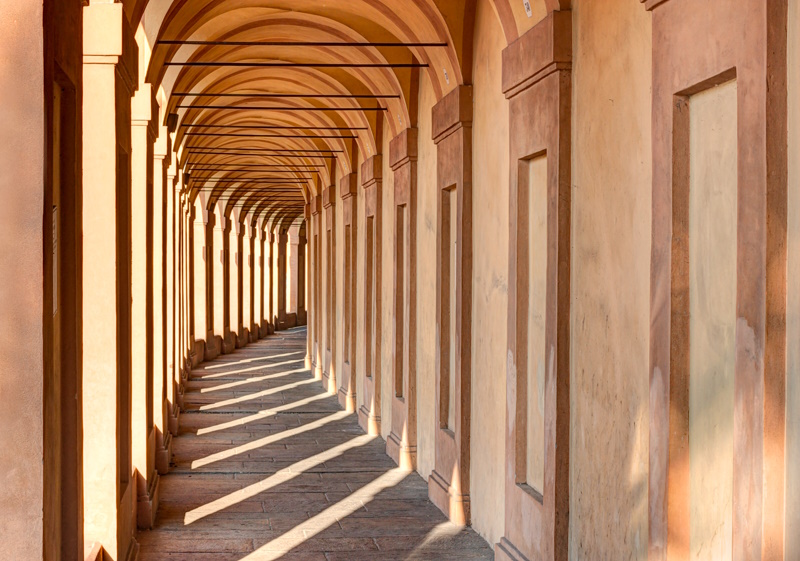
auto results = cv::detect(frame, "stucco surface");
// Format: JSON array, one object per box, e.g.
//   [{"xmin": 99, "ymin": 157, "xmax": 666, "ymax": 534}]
[
  {"xmin": 569, "ymin": 0, "xmax": 652, "ymax": 558},
  {"xmin": 787, "ymin": 0, "xmax": 800, "ymax": 556},
  {"xmin": 688, "ymin": 80, "xmax": 737, "ymax": 561},
  {"xmin": 469, "ymin": 0, "xmax": 510, "ymax": 546},
  {"xmin": 0, "ymin": 1, "xmax": 45, "ymax": 559},
  {"xmin": 416, "ymin": 72, "xmax": 439, "ymax": 481}
]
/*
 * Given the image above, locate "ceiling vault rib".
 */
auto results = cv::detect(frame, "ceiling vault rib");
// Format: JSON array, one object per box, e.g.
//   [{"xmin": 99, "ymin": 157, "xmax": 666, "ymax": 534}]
[
  {"xmin": 177, "ymin": 105, "xmax": 386, "ymax": 111},
  {"xmin": 166, "ymin": 62, "xmax": 426, "ymax": 68},
  {"xmin": 173, "ymin": 92, "xmax": 399, "ymax": 99},
  {"xmin": 180, "ymin": 124, "xmax": 368, "ymax": 131},
  {"xmin": 157, "ymin": 40, "xmax": 447, "ymax": 48}
]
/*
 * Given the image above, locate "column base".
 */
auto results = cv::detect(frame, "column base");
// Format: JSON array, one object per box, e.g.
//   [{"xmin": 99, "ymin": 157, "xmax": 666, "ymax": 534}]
[
  {"xmin": 338, "ymin": 386, "xmax": 356, "ymax": 413},
  {"xmin": 322, "ymin": 369, "xmax": 336, "ymax": 394},
  {"xmin": 428, "ymin": 469, "xmax": 470, "ymax": 525},
  {"xmin": 136, "ymin": 470, "xmax": 160, "ymax": 530},
  {"xmin": 204, "ymin": 334, "xmax": 221, "ymax": 361},
  {"xmin": 222, "ymin": 331, "xmax": 236, "ymax": 354},
  {"xmin": 168, "ymin": 402, "xmax": 180, "ymax": 436},
  {"xmin": 314, "ymin": 364, "xmax": 323, "ymax": 381},
  {"xmin": 494, "ymin": 538, "xmax": 530, "ymax": 561},
  {"xmin": 190, "ymin": 339, "xmax": 205, "ymax": 368},
  {"xmin": 248, "ymin": 327, "xmax": 258, "ymax": 343},
  {"xmin": 260, "ymin": 323, "xmax": 270, "ymax": 338},
  {"xmin": 235, "ymin": 329, "xmax": 247, "ymax": 348},
  {"xmin": 358, "ymin": 406, "xmax": 381, "ymax": 436},
  {"xmin": 155, "ymin": 428, "xmax": 172, "ymax": 474},
  {"xmin": 386, "ymin": 431, "xmax": 416, "ymax": 471}
]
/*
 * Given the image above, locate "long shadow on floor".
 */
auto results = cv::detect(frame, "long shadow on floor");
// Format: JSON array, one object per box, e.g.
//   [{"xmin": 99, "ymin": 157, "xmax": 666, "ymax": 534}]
[{"xmin": 138, "ymin": 327, "xmax": 494, "ymax": 560}]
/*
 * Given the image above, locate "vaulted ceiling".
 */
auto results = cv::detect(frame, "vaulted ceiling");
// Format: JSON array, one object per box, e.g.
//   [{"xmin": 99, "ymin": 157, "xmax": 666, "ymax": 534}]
[{"xmin": 123, "ymin": 0, "xmax": 554, "ymax": 230}]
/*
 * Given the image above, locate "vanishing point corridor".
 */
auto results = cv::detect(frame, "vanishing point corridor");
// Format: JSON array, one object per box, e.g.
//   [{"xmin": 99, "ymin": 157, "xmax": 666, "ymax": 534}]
[
  {"xmin": 138, "ymin": 328, "xmax": 492, "ymax": 560},
  {"xmin": 4, "ymin": 0, "xmax": 800, "ymax": 560}
]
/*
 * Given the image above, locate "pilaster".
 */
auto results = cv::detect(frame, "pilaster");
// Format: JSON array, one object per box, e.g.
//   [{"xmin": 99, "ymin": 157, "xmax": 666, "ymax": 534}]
[
  {"xmin": 386, "ymin": 128, "xmax": 418, "ymax": 470},
  {"xmin": 358, "ymin": 156, "xmax": 383, "ymax": 436},
  {"xmin": 428, "ymin": 85, "xmax": 473, "ymax": 526},
  {"xmin": 81, "ymin": 2, "xmax": 139, "ymax": 559}
]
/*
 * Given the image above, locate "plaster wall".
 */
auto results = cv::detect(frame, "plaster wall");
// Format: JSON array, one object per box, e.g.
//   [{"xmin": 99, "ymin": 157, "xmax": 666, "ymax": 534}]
[
  {"xmin": 569, "ymin": 0, "xmax": 652, "ymax": 558},
  {"xmin": 787, "ymin": 0, "xmax": 800, "ymax": 555},
  {"xmin": 469, "ymin": 0, "xmax": 510, "ymax": 545},
  {"xmin": 0, "ymin": 1, "xmax": 45, "ymax": 558},
  {"xmin": 687, "ymin": 78, "xmax": 737, "ymax": 561},
  {"xmin": 415, "ymin": 71, "xmax": 439, "ymax": 481},
  {"xmin": 380, "ymin": 124, "xmax": 396, "ymax": 440}
]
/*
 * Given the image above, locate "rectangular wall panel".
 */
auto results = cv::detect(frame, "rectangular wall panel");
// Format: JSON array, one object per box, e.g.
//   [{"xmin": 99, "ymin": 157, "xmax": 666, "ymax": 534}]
[
  {"xmin": 688, "ymin": 79, "xmax": 737, "ymax": 561},
  {"xmin": 525, "ymin": 154, "xmax": 547, "ymax": 495}
]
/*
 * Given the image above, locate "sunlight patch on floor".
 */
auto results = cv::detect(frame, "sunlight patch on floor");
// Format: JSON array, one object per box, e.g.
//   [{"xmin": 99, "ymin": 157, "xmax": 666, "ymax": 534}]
[
  {"xmin": 196, "ymin": 392, "xmax": 330, "ymax": 435},
  {"xmin": 198, "ymin": 350, "xmax": 305, "ymax": 371},
  {"xmin": 191, "ymin": 410, "xmax": 352, "ymax": 469},
  {"xmin": 184, "ymin": 434, "xmax": 376, "ymax": 525},
  {"xmin": 198, "ymin": 377, "xmax": 317, "ymax": 411},
  {"xmin": 238, "ymin": 468, "xmax": 410, "ymax": 561},
  {"xmin": 200, "ymin": 367, "xmax": 307, "ymax": 393}
]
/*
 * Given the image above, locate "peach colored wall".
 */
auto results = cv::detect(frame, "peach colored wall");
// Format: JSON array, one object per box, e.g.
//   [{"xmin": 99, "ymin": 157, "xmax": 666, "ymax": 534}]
[
  {"xmin": 0, "ymin": 1, "xmax": 44, "ymax": 558},
  {"xmin": 415, "ymin": 71, "xmax": 439, "ymax": 481},
  {"xmin": 569, "ymin": 0, "xmax": 652, "ymax": 558},
  {"xmin": 787, "ymin": 0, "xmax": 800, "ymax": 556},
  {"xmin": 469, "ymin": 0, "xmax": 511, "ymax": 545}
]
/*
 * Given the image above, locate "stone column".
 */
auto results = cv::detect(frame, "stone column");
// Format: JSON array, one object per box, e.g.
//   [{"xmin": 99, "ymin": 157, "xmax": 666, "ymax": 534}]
[
  {"xmin": 212, "ymin": 212, "xmax": 227, "ymax": 351},
  {"xmin": 358, "ymin": 156, "xmax": 383, "ymax": 436},
  {"xmin": 130, "ymin": 80, "xmax": 159, "ymax": 530},
  {"xmin": 276, "ymin": 231, "xmax": 288, "ymax": 329},
  {"xmin": 322, "ymin": 187, "xmax": 337, "ymax": 394},
  {"xmin": 191, "ymin": 201, "xmax": 208, "ymax": 365},
  {"xmin": 253, "ymin": 224, "xmax": 264, "ymax": 338},
  {"xmin": 311, "ymin": 196, "xmax": 323, "ymax": 379},
  {"xmin": 265, "ymin": 230, "xmax": 275, "ymax": 334},
  {"xmin": 339, "ymin": 173, "xmax": 358, "ymax": 412},
  {"xmin": 297, "ymin": 230, "xmax": 307, "ymax": 326},
  {"xmin": 243, "ymin": 221, "xmax": 255, "ymax": 342},
  {"xmin": 153, "ymin": 124, "xmax": 172, "ymax": 473},
  {"xmin": 386, "ymin": 128, "xmax": 418, "ymax": 470},
  {"xmin": 288, "ymin": 226, "xmax": 300, "ymax": 315},
  {"xmin": 236, "ymin": 220, "xmax": 248, "ymax": 347},
  {"xmin": 166, "ymin": 171, "xmax": 179, "ymax": 434},
  {"xmin": 82, "ymin": 3, "xmax": 138, "ymax": 558},
  {"xmin": 258, "ymin": 227, "xmax": 269, "ymax": 337}
]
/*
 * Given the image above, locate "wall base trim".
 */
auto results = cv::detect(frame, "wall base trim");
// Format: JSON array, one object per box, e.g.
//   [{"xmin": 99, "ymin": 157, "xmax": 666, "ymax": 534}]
[
  {"xmin": 428, "ymin": 468, "xmax": 470, "ymax": 525},
  {"xmin": 337, "ymin": 386, "xmax": 356, "ymax": 413},
  {"xmin": 386, "ymin": 431, "xmax": 416, "ymax": 470},
  {"xmin": 495, "ymin": 538, "xmax": 529, "ymax": 561},
  {"xmin": 358, "ymin": 405, "xmax": 380, "ymax": 436},
  {"xmin": 136, "ymin": 470, "xmax": 160, "ymax": 530}
]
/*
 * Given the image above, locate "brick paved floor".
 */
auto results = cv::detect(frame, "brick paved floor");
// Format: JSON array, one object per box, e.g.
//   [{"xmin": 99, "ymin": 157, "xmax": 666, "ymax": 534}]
[{"xmin": 138, "ymin": 327, "xmax": 494, "ymax": 560}]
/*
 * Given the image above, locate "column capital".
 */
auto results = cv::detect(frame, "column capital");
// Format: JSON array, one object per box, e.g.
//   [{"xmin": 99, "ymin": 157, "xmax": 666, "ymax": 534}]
[
  {"xmin": 432, "ymin": 85, "xmax": 473, "ymax": 144},
  {"xmin": 322, "ymin": 185, "xmax": 336, "ymax": 209},
  {"xmin": 339, "ymin": 173, "xmax": 358, "ymax": 200},
  {"xmin": 389, "ymin": 127, "xmax": 418, "ymax": 171},
  {"xmin": 83, "ymin": 2, "xmax": 138, "ymax": 93},
  {"xmin": 361, "ymin": 155, "xmax": 383, "ymax": 189}
]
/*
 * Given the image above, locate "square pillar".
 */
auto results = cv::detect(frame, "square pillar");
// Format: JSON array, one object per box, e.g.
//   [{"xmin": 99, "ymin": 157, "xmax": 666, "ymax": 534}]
[
  {"xmin": 212, "ymin": 213, "xmax": 227, "ymax": 350},
  {"xmin": 322, "ymin": 186, "xmax": 337, "ymax": 394},
  {"xmin": 495, "ymin": 12, "xmax": 572, "ymax": 561},
  {"xmin": 311, "ymin": 196, "xmax": 323, "ymax": 378},
  {"xmin": 81, "ymin": 3, "xmax": 139, "ymax": 559},
  {"xmin": 277, "ymin": 231, "xmax": 289, "ymax": 329},
  {"xmin": 130, "ymin": 80, "xmax": 159, "ymax": 530},
  {"xmin": 152, "ymin": 125, "xmax": 172, "ymax": 475},
  {"xmin": 297, "ymin": 229, "xmax": 308, "ymax": 327},
  {"xmin": 386, "ymin": 128, "xmax": 418, "ymax": 470},
  {"xmin": 428, "ymin": 85, "xmax": 473, "ymax": 526},
  {"xmin": 339, "ymin": 173, "xmax": 358, "ymax": 413},
  {"xmin": 358, "ymin": 156, "xmax": 384, "ymax": 436}
]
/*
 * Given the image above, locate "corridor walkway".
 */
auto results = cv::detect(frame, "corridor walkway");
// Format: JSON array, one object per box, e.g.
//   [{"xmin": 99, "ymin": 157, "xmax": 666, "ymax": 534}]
[{"xmin": 138, "ymin": 327, "xmax": 493, "ymax": 560}]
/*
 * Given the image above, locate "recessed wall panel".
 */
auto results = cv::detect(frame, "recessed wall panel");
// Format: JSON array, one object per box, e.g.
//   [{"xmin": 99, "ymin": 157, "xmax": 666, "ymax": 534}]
[
  {"xmin": 526, "ymin": 154, "xmax": 547, "ymax": 495},
  {"xmin": 688, "ymin": 79, "xmax": 737, "ymax": 561}
]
